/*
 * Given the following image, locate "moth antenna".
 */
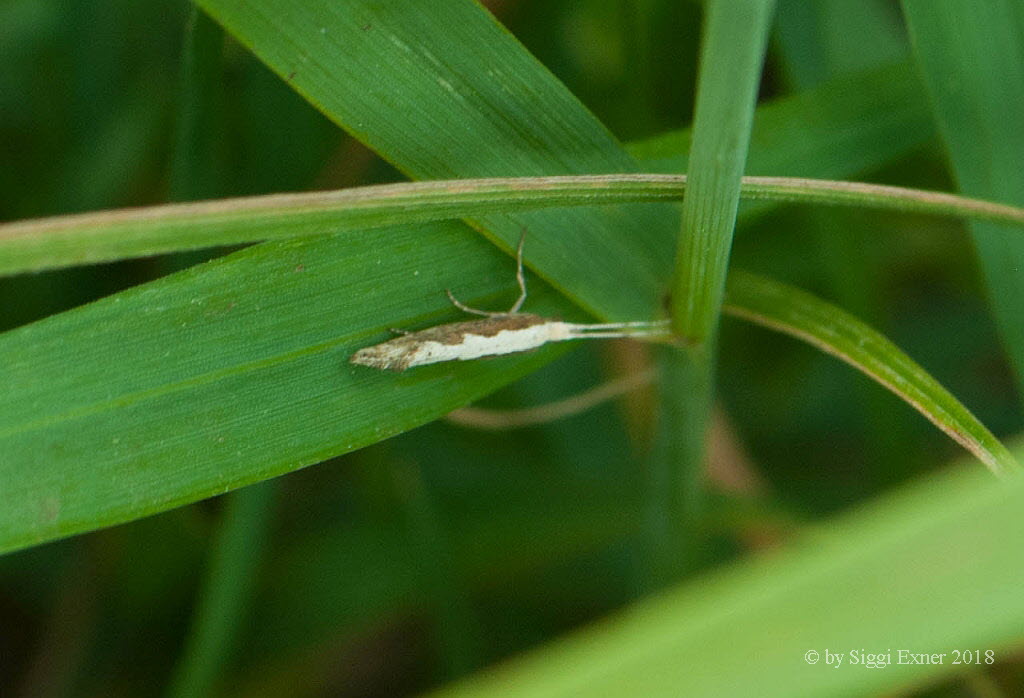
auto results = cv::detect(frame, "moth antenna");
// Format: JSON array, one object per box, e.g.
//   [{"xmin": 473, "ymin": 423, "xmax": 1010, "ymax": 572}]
[
  {"xmin": 575, "ymin": 320, "xmax": 671, "ymax": 330},
  {"xmin": 563, "ymin": 320, "xmax": 674, "ymax": 341},
  {"xmin": 563, "ymin": 331, "xmax": 671, "ymax": 341},
  {"xmin": 445, "ymin": 288, "xmax": 495, "ymax": 317},
  {"xmin": 507, "ymin": 229, "xmax": 528, "ymax": 314}
]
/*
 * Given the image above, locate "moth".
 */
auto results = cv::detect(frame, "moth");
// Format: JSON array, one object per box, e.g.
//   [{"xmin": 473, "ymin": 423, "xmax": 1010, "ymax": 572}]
[{"xmin": 349, "ymin": 234, "xmax": 671, "ymax": 372}]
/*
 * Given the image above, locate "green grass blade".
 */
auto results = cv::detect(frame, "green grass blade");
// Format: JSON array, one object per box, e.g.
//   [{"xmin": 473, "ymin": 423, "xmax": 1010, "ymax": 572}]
[
  {"xmin": 166, "ymin": 481, "xmax": 275, "ymax": 698},
  {"xmin": 640, "ymin": 346, "xmax": 713, "ymax": 588},
  {"xmin": 724, "ymin": 271, "xmax": 1018, "ymax": 477},
  {"xmin": 671, "ymin": 0, "xmax": 775, "ymax": 341},
  {"xmin": 643, "ymin": 0, "xmax": 774, "ymax": 589},
  {"xmin": 0, "ymin": 222, "xmax": 576, "ymax": 555},
  {"xmin": 168, "ymin": 8, "xmax": 227, "ymax": 204},
  {"xmin": 195, "ymin": 0, "xmax": 677, "ymax": 322},
  {"xmin": 902, "ymin": 0, "xmax": 1024, "ymax": 386},
  {"xmin": 736, "ymin": 176, "xmax": 1024, "ymax": 223},
  {"xmin": 5, "ymin": 175, "xmax": 1024, "ymax": 277},
  {"xmin": 431, "ymin": 463, "xmax": 1024, "ymax": 698}
]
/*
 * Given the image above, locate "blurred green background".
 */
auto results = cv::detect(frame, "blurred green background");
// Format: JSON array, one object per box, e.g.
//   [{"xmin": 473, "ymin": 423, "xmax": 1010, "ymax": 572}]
[{"xmin": 1, "ymin": 0, "xmax": 1020, "ymax": 695}]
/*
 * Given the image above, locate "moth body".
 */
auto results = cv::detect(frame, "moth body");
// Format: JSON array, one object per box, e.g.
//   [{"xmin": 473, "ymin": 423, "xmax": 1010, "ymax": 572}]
[
  {"xmin": 349, "ymin": 314, "xmax": 564, "ymax": 372},
  {"xmin": 348, "ymin": 231, "xmax": 671, "ymax": 372}
]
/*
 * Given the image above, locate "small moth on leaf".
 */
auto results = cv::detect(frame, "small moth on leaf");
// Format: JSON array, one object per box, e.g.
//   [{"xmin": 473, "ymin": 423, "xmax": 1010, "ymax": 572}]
[{"xmin": 350, "ymin": 233, "xmax": 671, "ymax": 372}]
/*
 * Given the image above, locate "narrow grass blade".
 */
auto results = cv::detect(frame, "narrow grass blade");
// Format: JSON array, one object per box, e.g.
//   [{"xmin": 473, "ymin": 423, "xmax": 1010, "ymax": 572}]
[
  {"xmin": 642, "ymin": 345, "xmax": 714, "ymax": 588},
  {"xmin": 431, "ymin": 463, "xmax": 1024, "ymax": 698},
  {"xmin": 645, "ymin": 0, "xmax": 774, "ymax": 590},
  {"xmin": 5, "ymin": 175, "xmax": 1024, "ymax": 277},
  {"xmin": 168, "ymin": 8, "xmax": 227, "ymax": 203},
  {"xmin": 166, "ymin": 481, "xmax": 274, "ymax": 698},
  {"xmin": 723, "ymin": 271, "xmax": 1019, "ymax": 477},
  {"xmin": 671, "ymin": 0, "xmax": 775, "ymax": 341}
]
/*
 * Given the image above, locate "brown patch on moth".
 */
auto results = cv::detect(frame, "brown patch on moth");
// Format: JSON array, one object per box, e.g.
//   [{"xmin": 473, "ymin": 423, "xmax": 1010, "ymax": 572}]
[{"xmin": 404, "ymin": 314, "xmax": 549, "ymax": 345}]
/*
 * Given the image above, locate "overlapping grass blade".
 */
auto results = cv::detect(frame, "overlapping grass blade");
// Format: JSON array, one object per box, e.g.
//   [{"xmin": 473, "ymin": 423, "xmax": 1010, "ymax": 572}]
[{"xmin": 6, "ymin": 175, "xmax": 1024, "ymax": 277}]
